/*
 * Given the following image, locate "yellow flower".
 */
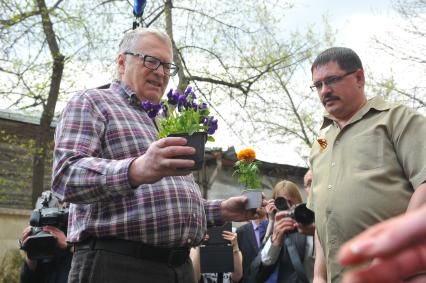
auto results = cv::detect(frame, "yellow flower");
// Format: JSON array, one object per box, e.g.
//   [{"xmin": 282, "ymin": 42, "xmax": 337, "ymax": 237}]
[{"xmin": 237, "ymin": 148, "xmax": 256, "ymax": 163}]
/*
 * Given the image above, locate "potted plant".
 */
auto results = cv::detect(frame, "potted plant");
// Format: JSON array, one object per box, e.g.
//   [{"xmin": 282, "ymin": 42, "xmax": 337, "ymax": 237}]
[
  {"xmin": 141, "ymin": 85, "xmax": 218, "ymax": 170},
  {"xmin": 233, "ymin": 148, "xmax": 263, "ymax": 210}
]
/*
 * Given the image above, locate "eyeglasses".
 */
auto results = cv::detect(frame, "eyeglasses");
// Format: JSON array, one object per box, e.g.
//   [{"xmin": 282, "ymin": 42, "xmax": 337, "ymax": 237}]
[
  {"xmin": 310, "ymin": 70, "xmax": 357, "ymax": 92},
  {"xmin": 124, "ymin": 51, "xmax": 179, "ymax": 76}
]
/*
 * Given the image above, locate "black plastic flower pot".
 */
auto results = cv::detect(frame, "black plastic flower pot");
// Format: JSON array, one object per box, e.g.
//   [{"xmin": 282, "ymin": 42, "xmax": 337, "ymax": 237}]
[
  {"xmin": 168, "ymin": 132, "xmax": 207, "ymax": 171},
  {"xmin": 242, "ymin": 189, "xmax": 263, "ymax": 210}
]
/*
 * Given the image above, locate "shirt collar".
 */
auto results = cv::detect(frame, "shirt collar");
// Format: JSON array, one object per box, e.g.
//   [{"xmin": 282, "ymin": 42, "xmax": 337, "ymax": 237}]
[
  {"xmin": 251, "ymin": 220, "xmax": 259, "ymax": 230},
  {"xmin": 320, "ymin": 96, "xmax": 391, "ymax": 129},
  {"xmin": 111, "ymin": 80, "xmax": 140, "ymax": 107}
]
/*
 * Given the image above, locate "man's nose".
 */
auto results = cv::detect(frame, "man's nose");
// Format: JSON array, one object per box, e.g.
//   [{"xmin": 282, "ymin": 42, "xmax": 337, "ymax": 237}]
[{"xmin": 319, "ymin": 82, "xmax": 333, "ymax": 95}]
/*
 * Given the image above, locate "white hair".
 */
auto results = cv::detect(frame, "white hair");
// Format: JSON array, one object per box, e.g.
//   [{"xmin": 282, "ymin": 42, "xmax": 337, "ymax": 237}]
[{"xmin": 115, "ymin": 28, "xmax": 172, "ymax": 79}]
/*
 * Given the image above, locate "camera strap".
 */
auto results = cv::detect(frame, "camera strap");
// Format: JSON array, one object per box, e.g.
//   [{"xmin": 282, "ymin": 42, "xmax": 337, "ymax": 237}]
[{"xmin": 284, "ymin": 236, "xmax": 309, "ymax": 283}]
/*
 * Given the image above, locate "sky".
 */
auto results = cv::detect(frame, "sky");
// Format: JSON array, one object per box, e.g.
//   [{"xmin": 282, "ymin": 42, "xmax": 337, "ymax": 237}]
[
  {"xmin": 2, "ymin": 0, "xmax": 408, "ymax": 167},
  {"xmin": 208, "ymin": 0, "xmax": 402, "ymax": 166}
]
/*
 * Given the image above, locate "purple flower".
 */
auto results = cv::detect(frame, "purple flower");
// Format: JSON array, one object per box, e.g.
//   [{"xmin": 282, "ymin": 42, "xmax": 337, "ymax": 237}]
[
  {"xmin": 208, "ymin": 121, "xmax": 218, "ymax": 135},
  {"xmin": 209, "ymin": 126, "xmax": 218, "ymax": 135},
  {"xmin": 154, "ymin": 86, "xmax": 218, "ymax": 139},
  {"xmin": 201, "ymin": 116, "xmax": 209, "ymax": 125},
  {"xmin": 141, "ymin": 101, "xmax": 152, "ymax": 112},
  {"xmin": 167, "ymin": 89, "xmax": 179, "ymax": 105},
  {"xmin": 141, "ymin": 101, "xmax": 161, "ymax": 118},
  {"xmin": 161, "ymin": 104, "xmax": 168, "ymax": 117},
  {"xmin": 203, "ymin": 116, "xmax": 218, "ymax": 135},
  {"xmin": 199, "ymin": 102, "xmax": 208, "ymax": 115},
  {"xmin": 184, "ymin": 85, "xmax": 192, "ymax": 94},
  {"xmin": 177, "ymin": 95, "xmax": 188, "ymax": 112},
  {"xmin": 192, "ymin": 102, "xmax": 198, "ymax": 111},
  {"xmin": 147, "ymin": 110, "xmax": 156, "ymax": 118}
]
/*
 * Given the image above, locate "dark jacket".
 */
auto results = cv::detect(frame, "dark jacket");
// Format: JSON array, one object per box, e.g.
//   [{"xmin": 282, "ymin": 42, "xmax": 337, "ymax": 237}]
[
  {"xmin": 236, "ymin": 222, "xmax": 261, "ymax": 283},
  {"xmin": 20, "ymin": 249, "xmax": 72, "ymax": 283},
  {"xmin": 248, "ymin": 232, "xmax": 307, "ymax": 283}
]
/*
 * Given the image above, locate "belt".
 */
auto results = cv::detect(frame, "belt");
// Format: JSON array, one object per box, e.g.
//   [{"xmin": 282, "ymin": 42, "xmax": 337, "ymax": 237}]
[{"xmin": 74, "ymin": 237, "xmax": 190, "ymax": 267}]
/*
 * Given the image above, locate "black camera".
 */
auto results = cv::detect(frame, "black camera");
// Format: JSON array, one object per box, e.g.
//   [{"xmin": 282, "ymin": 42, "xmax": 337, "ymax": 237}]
[
  {"xmin": 20, "ymin": 191, "xmax": 69, "ymax": 260},
  {"xmin": 274, "ymin": 197, "xmax": 315, "ymax": 226}
]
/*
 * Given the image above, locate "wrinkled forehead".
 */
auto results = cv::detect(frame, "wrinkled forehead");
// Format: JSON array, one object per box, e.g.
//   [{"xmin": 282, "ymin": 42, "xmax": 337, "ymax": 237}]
[{"xmin": 135, "ymin": 34, "xmax": 173, "ymax": 60}]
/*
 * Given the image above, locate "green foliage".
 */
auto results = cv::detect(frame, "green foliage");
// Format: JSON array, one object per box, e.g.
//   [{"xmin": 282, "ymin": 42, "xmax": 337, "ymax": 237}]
[
  {"xmin": 158, "ymin": 104, "xmax": 210, "ymax": 138},
  {"xmin": 233, "ymin": 160, "xmax": 261, "ymax": 189},
  {"xmin": 146, "ymin": 87, "xmax": 218, "ymax": 142},
  {"xmin": 0, "ymin": 249, "xmax": 22, "ymax": 283},
  {"xmin": 0, "ymin": 130, "xmax": 53, "ymax": 207}
]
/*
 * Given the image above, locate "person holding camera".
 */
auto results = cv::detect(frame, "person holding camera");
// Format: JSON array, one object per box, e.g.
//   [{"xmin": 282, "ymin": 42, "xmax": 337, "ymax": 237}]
[
  {"xmin": 249, "ymin": 180, "xmax": 314, "ymax": 283},
  {"xmin": 19, "ymin": 197, "xmax": 72, "ymax": 283},
  {"xmin": 191, "ymin": 230, "xmax": 243, "ymax": 283}
]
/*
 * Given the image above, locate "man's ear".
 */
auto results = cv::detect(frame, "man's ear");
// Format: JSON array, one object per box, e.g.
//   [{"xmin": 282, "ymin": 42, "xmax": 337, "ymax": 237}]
[
  {"xmin": 117, "ymin": 54, "xmax": 126, "ymax": 77},
  {"xmin": 355, "ymin": 68, "xmax": 365, "ymax": 89}
]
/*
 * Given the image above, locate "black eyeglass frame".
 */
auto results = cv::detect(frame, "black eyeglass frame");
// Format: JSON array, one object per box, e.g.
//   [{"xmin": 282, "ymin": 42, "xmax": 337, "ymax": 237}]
[
  {"xmin": 310, "ymin": 70, "xmax": 357, "ymax": 92},
  {"xmin": 124, "ymin": 51, "xmax": 179, "ymax": 76}
]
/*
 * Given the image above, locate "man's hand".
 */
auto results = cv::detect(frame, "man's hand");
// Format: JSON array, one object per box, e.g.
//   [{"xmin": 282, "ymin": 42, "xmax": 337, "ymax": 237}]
[
  {"xmin": 265, "ymin": 199, "xmax": 277, "ymax": 221},
  {"xmin": 271, "ymin": 211, "xmax": 296, "ymax": 246},
  {"xmin": 220, "ymin": 194, "xmax": 267, "ymax": 222},
  {"xmin": 222, "ymin": 231, "xmax": 238, "ymax": 248},
  {"xmin": 43, "ymin": 226, "xmax": 68, "ymax": 250},
  {"xmin": 21, "ymin": 226, "xmax": 32, "ymax": 246},
  {"xmin": 129, "ymin": 137, "xmax": 196, "ymax": 186},
  {"xmin": 338, "ymin": 204, "xmax": 426, "ymax": 283},
  {"xmin": 21, "ymin": 226, "xmax": 37, "ymax": 271},
  {"xmin": 295, "ymin": 222, "xmax": 316, "ymax": 236}
]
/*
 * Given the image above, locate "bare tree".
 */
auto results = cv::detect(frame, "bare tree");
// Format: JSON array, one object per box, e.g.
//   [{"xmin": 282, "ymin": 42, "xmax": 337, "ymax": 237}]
[
  {"xmin": 371, "ymin": 0, "xmax": 426, "ymax": 112},
  {"xmin": 0, "ymin": 0, "xmax": 331, "ymax": 204},
  {"xmin": 0, "ymin": 0, "xmax": 129, "ymax": 205},
  {"xmin": 1, "ymin": 0, "xmax": 65, "ymax": 205}
]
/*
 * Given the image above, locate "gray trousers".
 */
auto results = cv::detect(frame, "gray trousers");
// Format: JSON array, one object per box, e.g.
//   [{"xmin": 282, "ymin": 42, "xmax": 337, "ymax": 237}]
[{"xmin": 68, "ymin": 249, "xmax": 195, "ymax": 283}]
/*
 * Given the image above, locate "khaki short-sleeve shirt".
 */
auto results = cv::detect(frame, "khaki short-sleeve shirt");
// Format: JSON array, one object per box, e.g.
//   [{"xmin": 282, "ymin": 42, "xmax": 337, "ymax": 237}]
[{"xmin": 307, "ymin": 96, "xmax": 426, "ymax": 283}]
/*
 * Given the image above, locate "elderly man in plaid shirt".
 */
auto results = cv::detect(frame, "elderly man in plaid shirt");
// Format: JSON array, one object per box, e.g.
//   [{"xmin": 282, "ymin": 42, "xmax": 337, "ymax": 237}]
[{"xmin": 52, "ymin": 27, "xmax": 264, "ymax": 283}]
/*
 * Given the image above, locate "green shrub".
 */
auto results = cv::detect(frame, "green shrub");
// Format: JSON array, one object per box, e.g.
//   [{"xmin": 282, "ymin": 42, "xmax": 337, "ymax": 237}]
[{"xmin": 0, "ymin": 249, "xmax": 22, "ymax": 283}]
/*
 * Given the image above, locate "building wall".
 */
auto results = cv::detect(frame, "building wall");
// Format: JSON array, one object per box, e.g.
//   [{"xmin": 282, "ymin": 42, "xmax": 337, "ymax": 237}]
[
  {"xmin": 0, "ymin": 208, "xmax": 31, "ymax": 264},
  {"xmin": 0, "ymin": 111, "xmax": 55, "ymax": 210}
]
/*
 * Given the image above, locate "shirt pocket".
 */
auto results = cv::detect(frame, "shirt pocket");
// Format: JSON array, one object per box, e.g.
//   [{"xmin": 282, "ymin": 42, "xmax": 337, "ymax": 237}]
[{"xmin": 351, "ymin": 134, "xmax": 384, "ymax": 170}]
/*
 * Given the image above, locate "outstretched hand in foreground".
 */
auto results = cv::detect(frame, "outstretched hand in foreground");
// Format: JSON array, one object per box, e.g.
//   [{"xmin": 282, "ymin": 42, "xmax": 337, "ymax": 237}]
[{"xmin": 338, "ymin": 204, "xmax": 426, "ymax": 283}]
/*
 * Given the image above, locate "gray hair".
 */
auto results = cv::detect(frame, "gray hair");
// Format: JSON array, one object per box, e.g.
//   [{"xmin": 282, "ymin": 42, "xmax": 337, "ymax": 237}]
[{"xmin": 115, "ymin": 28, "xmax": 172, "ymax": 78}]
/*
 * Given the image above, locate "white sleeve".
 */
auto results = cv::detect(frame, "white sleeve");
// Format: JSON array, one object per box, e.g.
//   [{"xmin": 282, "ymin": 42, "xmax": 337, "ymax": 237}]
[{"xmin": 260, "ymin": 237, "xmax": 282, "ymax": 266}]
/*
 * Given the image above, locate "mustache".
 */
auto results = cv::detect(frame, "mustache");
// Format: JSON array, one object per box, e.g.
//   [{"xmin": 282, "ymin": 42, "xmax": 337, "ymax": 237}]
[{"xmin": 322, "ymin": 92, "xmax": 339, "ymax": 106}]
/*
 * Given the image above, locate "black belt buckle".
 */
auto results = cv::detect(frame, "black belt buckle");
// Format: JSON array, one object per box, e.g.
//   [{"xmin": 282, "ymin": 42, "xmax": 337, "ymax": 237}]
[{"xmin": 167, "ymin": 249, "xmax": 188, "ymax": 267}]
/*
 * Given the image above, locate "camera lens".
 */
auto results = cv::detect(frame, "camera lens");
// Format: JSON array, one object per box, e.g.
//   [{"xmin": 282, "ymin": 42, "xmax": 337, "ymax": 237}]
[
  {"xmin": 293, "ymin": 204, "xmax": 315, "ymax": 225},
  {"xmin": 275, "ymin": 197, "xmax": 289, "ymax": 211}
]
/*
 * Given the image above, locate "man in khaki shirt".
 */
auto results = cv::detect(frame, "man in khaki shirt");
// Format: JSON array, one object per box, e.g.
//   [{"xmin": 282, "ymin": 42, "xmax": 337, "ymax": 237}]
[{"xmin": 306, "ymin": 47, "xmax": 426, "ymax": 283}]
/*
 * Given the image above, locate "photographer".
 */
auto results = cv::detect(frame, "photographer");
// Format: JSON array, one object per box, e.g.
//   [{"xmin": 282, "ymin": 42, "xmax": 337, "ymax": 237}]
[
  {"xmin": 19, "ymin": 192, "xmax": 72, "ymax": 283},
  {"xmin": 190, "ymin": 230, "xmax": 243, "ymax": 283},
  {"xmin": 250, "ymin": 180, "xmax": 314, "ymax": 283}
]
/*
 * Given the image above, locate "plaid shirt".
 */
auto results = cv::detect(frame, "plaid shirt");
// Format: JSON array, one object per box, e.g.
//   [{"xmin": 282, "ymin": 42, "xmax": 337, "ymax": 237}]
[{"xmin": 52, "ymin": 80, "xmax": 222, "ymax": 247}]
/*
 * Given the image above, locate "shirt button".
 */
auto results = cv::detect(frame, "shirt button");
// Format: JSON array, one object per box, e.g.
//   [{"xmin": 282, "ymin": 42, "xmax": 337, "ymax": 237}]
[
  {"xmin": 192, "ymin": 213, "xmax": 196, "ymax": 218},
  {"xmin": 331, "ymin": 162, "xmax": 336, "ymax": 167},
  {"xmin": 328, "ymin": 185, "xmax": 333, "ymax": 190},
  {"xmin": 187, "ymin": 239, "xmax": 192, "ymax": 244}
]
